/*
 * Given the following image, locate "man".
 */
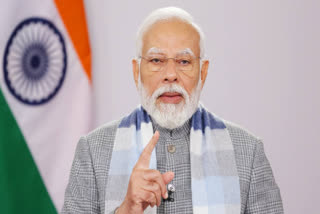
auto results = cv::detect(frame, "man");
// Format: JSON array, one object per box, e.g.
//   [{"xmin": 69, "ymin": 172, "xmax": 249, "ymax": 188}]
[{"xmin": 62, "ymin": 7, "xmax": 283, "ymax": 214}]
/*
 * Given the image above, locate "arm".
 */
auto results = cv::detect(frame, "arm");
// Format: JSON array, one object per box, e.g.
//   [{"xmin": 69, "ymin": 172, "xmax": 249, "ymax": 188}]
[
  {"xmin": 61, "ymin": 136, "xmax": 100, "ymax": 214},
  {"xmin": 245, "ymin": 140, "xmax": 284, "ymax": 214}
]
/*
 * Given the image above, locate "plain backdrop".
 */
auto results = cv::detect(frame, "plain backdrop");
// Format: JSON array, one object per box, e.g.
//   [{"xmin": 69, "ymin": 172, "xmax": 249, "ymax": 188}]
[{"xmin": 84, "ymin": 0, "xmax": 320, "ymax": 213}]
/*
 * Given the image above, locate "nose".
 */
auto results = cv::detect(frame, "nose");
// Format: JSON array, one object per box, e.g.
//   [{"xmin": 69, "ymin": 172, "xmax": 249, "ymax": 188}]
[{"xmin": 163, "ymin": 58, "xmax": 178, "ymax": 83}]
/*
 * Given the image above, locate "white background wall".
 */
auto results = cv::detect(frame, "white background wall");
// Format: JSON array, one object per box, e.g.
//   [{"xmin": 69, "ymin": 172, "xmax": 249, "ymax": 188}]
[{"xmin": 84, "ymin": 0, "xmax": 320, "ymax": 213}]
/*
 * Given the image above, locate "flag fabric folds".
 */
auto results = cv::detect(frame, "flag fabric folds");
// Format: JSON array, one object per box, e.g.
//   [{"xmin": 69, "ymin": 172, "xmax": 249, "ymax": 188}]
[{"xmin": 0, "ymin": 0, "xmax": 92, "ymax": 213}]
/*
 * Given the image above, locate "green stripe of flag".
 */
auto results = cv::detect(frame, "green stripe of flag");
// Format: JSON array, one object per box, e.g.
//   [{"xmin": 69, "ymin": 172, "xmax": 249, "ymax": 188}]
[{"xmin": 0, "ymin": 89, "xmax": 57, "ymax": 214}]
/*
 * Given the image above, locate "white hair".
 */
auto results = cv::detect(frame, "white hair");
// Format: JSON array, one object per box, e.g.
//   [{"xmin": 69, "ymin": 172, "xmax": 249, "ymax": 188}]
[{"xmin": 136, "ymin": 7, "xmax": 205, "ymax": 59}]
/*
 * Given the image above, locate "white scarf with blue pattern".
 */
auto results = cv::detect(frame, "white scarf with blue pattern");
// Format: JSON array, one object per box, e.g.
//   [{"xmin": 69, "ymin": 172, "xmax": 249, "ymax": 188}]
[{"xmin": 105, "ymin": 105, "xmax": 240, "ymax": 214}]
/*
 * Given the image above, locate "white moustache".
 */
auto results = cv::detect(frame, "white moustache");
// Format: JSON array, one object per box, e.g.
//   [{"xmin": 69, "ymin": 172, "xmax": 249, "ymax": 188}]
[{"xmin": 152, "ymin": 84, "xmax": 189, "ymax": 101}]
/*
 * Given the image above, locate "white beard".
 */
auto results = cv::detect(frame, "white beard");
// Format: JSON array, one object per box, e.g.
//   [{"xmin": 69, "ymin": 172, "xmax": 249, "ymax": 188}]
[{"xmin": 139, "ymin": 79, "xmax": 202, "ymax": 129}]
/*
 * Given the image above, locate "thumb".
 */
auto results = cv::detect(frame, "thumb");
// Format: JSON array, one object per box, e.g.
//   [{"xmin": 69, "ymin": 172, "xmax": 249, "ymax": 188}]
[{"xmin": 162, "ymin": 171, "xmax": 174, "ymax": 184}]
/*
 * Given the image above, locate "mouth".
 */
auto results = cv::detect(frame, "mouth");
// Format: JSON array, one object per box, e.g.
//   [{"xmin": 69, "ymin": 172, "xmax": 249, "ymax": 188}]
[{"xmin": 158, "ymin": 92, "xmax": 183, "ymax": 104}]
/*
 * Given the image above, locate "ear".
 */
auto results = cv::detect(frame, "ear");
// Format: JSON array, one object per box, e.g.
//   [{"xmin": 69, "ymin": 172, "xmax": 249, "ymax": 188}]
[
  {"xmin": 132, "ymin": 59, "xmax": 140, "ymax": 88},
  {"xmin": 200, "ymin": 60, "xmax": 209, "ymax": 89}
]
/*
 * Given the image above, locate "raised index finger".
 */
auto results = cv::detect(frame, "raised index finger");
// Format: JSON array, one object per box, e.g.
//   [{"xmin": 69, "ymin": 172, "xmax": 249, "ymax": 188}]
[{"xmin": 136, "ymin": 131, "xmax": 159, "ymax": 168}]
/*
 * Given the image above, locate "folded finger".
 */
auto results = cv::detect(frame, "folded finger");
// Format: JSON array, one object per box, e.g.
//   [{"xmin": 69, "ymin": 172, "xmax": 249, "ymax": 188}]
[
  {"xmin": 141, "ymin": 189, "xmax": 157, "ymax": 207},
  {"xmin": 142, "ymin": 181, "xmax": 162, "ymax": 206},
  {"xmin": 143, "ymin": 169, "xmax": 167, "ymax": 199}
]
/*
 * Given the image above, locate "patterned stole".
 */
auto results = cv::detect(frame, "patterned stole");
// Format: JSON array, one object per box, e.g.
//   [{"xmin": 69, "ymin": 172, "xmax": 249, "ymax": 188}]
[{"xmin": 104, "ymin": 105, "xmax": 241, "ymax": 214}]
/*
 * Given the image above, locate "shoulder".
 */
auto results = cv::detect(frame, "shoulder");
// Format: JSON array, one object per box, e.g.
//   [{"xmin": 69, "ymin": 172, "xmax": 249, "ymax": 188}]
[
  {"xmin": 223, "ymin": 119, "xmax": 270, "ymax": 170},
  {"xmin": 222, "ymin": 119, "xmax": 262, "ymax": 168},
  {"xmin": 80, "ymin": 119, "xmax": 121, "ymax": 165},
  {"xmin": 80, "ymin": 119, "xmax": 122, "ymax": 180},
  {"xmin": 223, "ymin": 119, "xmax": 262, "ymax": 149},
  {"xmin": 85, "ymin": 119, "xmax": 120, "ymax": 147},
  {"xmin": 77, "ymin": 119, "xmax": 121, "ymax": 171}
]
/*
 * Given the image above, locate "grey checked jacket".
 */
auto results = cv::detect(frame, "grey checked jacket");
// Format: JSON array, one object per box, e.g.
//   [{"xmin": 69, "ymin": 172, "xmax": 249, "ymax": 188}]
[{"xmin": 62, "ymin": 119, "xmax": 283, "ymax": 214}]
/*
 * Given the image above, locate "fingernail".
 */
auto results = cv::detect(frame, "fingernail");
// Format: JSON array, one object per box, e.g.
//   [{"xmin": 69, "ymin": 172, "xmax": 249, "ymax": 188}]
[{"xmin": 165, "ymin": 192, "xmax": 168, "ymax": 199}]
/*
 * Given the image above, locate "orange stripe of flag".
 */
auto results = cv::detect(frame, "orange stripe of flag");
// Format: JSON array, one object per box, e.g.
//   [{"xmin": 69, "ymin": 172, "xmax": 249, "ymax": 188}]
[{"xmin": 54, "ymin": 0, "xmax": 92, "ymax": 81}]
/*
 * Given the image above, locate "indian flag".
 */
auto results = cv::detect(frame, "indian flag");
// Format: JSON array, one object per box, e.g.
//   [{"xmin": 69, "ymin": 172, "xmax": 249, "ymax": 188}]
[{"xmin": 0, "ymin": 0, "xmax": 92, "ymax": 213}]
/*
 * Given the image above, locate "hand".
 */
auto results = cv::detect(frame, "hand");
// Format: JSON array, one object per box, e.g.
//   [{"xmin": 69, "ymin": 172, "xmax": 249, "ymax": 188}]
[{"xmin": 116, "ymin": 131, "xmax": 175, "ymax": 214}]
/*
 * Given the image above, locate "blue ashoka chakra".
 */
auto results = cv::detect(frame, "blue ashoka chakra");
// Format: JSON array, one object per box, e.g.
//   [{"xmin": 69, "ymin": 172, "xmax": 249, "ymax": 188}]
[{"xmin": 3, "ymin": 17, "xmax": 67, "ymax": 105}]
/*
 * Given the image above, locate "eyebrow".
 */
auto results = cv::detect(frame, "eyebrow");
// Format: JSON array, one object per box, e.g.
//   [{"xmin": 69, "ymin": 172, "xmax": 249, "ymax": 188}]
[
  {"xmin": 145, "ymin": 47, "xmax": 195, "ymax": 57},
  {"xmin": 146, "ymin": 47, "xmax": 166, "ymax": 55},
  {"xmin": 176, "ymin": 48, "xmax": 195, "ymax": 57}
]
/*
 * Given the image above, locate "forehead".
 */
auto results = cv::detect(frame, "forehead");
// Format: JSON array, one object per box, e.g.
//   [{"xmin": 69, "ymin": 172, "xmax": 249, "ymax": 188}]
[{"xmin": 142, "ymin": 19, "xmax": 200, "ymax": 56}]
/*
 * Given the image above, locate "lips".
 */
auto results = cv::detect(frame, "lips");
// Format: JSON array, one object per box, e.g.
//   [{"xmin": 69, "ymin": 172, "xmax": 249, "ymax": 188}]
[{"xmin": 158, "ymin": 92, "xmax": 183, "ymax": 104}]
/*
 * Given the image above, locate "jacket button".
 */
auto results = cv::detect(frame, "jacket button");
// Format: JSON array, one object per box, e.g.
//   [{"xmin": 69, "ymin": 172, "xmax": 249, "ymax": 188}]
[{"xmin": 167, "ymin": 145, "xmax": 176, "ymax": 153}]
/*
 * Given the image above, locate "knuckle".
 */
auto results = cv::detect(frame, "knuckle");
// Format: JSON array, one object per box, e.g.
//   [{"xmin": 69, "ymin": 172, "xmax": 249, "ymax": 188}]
[
  {"xmin": 145, "ymin": 169, "xmax": 155, "ymax": 179},
  {"xmin": 153, "ymin": 170, "xmax": 161, "ymax": 177},
  {"xmin": 149, "ymin": 194, "xmax": 155, "ymax": 202},
  {"xmin": 160, "ymin": 183, "xmax": 166, "ymax": 193},
  {"xmin": 152, "ymin": 201, "xmax": 157, "ymax": 207},
  {"xmin": 156, "ymin": 191, "xmax": 161, "ymax": 199},
  {"xmin": 142, "ymin": 191, "xmax": 151, "ymax": 201},
  {"xmin": 142, "ymin": 169, "xmax": 150, "ymax": 179},
  {"xmin": 149, "ymin": 169, "xmax": 161, "ymax": 180},
  {"xmin": 154, "ymin": 183, "xmax": 160, "ymax": 192}
]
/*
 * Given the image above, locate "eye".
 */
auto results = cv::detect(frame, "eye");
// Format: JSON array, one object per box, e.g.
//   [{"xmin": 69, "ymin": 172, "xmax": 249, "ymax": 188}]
[
  {"xmin": 149, "ymin": 58, "xmax": 165, "ymax": 64},
  {"xmin": 178, "ymin": 59, "xmax": 191, "ymax": 65},
  {"xmin": 150, "ymin": 58, "xmax": 160, "ymax": 63}
]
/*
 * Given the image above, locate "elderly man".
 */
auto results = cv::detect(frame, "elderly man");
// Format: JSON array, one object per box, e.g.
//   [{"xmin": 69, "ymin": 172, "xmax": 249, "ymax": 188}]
[{"xmin": 62, "ymin": 7, "xmax": 283, "ymax": 214}]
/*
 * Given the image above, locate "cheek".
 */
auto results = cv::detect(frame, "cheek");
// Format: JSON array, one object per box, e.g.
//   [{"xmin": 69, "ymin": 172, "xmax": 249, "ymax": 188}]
[
  {"xmin": 140, "ymin": 73, "xmax": 161, "ymax": 96},
  {"xmin": 180, "ymin": 76, "xmax": 200, "ymax": 95}
]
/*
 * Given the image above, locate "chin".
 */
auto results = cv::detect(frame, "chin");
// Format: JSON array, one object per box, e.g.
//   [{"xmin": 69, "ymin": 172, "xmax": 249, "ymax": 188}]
[
  {"xmin": 139, "ymin": 80, "xmax": 202, "ymax": 129},
  {"xmin": 156, "ymin": 99, "xmax": 185, "ymax": 110},
  {"xmin": 148, "ymin": 101, "xmax": 194, "ymax": 129}
]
